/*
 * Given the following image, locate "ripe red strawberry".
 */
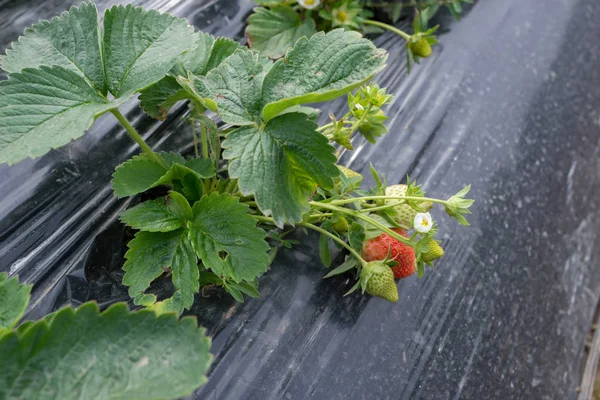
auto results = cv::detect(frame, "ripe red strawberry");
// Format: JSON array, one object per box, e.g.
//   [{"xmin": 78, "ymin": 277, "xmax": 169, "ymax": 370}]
[{"xmin": 362, "ymin": 228, "xmax": 416, "ymax": 279}]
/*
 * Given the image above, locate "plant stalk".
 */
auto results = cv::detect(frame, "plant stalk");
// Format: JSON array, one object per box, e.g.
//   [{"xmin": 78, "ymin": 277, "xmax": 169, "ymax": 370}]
[
  {"xmin": 200, "ymin": 123, "xmax": 209, "ymax": 159},
  {"xmin": 363, "ymin": 19, "xmax": 411, "ymax": 40},
  {"xmin": 328, "ymin": 195, "xmax": 447, "ymax": 207},
  {"xmin": 111, "ymin": 109, "xmax": 167, "ymax": 168},
  {"xmin": 309, "ymin": 201, "xmax": 414, "ymax": 247}
]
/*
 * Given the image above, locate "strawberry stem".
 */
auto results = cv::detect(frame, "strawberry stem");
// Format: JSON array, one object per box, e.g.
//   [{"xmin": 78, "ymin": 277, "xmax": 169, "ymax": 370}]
[
  {"xmin": 110, "ymin": 109, "xmax": 168, "ymax": 169},
  {"xmin": 328, "ymin": 195, "xmax": 448, "ymax": 207},
  {"xmin": 309, "ymin": 201, "xmax": 414, "ymax": 247},
  {"xmin": 363, "ymin": 20, "xmax": 411, "ymax": 41}
]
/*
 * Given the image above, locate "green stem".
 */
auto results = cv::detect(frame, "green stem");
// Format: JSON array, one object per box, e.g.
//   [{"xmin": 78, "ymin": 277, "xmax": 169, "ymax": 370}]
[
  {"xmin": 317, "ymin": 123, "xmax": 334, "ymax": 132},
  {"xmin": 328, "ymin": 195, "xmax": 447, "ymax": 207},
  {"xmin": 200, "ymin": 124, "xmax": 209, "ymax": 159},
  {"xmin": 309, "ymin": 201, "xmax": 414, "ymax": 247},
  {"xmin": 190, "ymin": 119, "xmax": 200, "ymax": 157},
  {"xmin": 300, "ymin": 222, "xmax": 367, "ymax": 267},
  {"xmin": 348, "ymin": 104, "xmax": 373, "ymax": 136},
  {"xmin": 252, "ymin": 215, "xmax": 274, "ymax": 224},
  {"xmin": 363, "ymin": 19, "xmax": 411, "ymax": 40},
  {"xmin": 110, "ymin": 109, "xmax": 167, "ymax": 169}
]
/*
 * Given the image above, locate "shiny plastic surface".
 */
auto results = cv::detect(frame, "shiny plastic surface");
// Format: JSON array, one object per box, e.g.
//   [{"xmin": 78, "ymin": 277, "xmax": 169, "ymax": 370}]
[{"xmin": 1, "ymin": 0, "xmax": 599, "ymax": 399}]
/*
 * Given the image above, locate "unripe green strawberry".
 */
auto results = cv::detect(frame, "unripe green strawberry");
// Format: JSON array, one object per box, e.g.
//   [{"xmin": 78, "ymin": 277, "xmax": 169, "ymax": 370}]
[
  {"xmin": 361, "ymin": 261, "xmax": 398, "ymax": 302},
  {"xmin": 332, "ymin": 216, "xmax": 349, "ymax": 233},
  {"xmin": 385, "ymin": 185, "xmax": 433, "ymax": 228},
  {"xmin": 422, "ymin": 238, "xmax": 444, "ymax": 262},
  {"xmin": 410, "ymin": 38, "xmax": 432, "ymax": 58},
  {"xmin": 337, "ymin": 165, "xmax": 363, "ymax": 183}
]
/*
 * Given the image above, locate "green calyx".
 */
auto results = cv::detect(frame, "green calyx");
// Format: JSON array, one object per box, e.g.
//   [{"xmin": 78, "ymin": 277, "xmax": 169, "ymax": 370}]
[{"xmin": 360, "ymin": 261, "xmax": 398, "ymax": 302}]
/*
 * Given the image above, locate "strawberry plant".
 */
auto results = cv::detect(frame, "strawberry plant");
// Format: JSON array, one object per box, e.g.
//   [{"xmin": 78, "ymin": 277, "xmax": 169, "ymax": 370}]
[
  {"xmin": 0, "ymin": 0, "xmax": 473, "ymax": 312},
  {"xmin": 246, "ymin": 0, "xmax": 473, "ymax": 69},
  {"xmin": 0, "ymin": 2, "xmax": 475, "ymax": 395}
]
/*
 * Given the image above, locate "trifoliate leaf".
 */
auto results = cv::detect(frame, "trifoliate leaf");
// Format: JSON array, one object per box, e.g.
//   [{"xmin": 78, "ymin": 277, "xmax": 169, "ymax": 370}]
[
  {"xmin": 0, "ymin": 2, "xmax": 105, "ymax": 93},
  {"xmin": 188, "ymin": 193, "xmax": 270, "ymax": 282},
  {"xmin": 222, "ymin": 112, "xmax": 338, "ymax": 227},
  {"xmin": 261, "ymin": 29, "xmax": 388, "ymax": 121},
  {"xmin": 0, "ymin": 66, "xmax": 128, "ymax": 165},
  {"xmin": 201, "ymin": 49, "xmax": 266, "ymax": 125},
  {"xmin": 0, "ymin": 273, "xmax": 31, "ymax": 330},
  {"xmin": 246, "ymin": 6, "xmax": 317, "ymax": 59},
  {"xmin": 139, "ymin": 76, "xmax": 189, "ymax": 120},
  {"xmin": 0, "ymin": 302, "xmax": 212, "ymax": 400},
  {"xmin": 120, "ymin": 192, "xmax": 192, "ymax": 232},
  {"xmin": 123, "ymin": 229, "xmax": 198, "ymax": 313},
  {"xmin": 103, "ymin": 4, "xmax": 195, "ymax": 96},
  {"xmin": 112, "ymin": 155, "xmax": 215, "ymax": 198}
]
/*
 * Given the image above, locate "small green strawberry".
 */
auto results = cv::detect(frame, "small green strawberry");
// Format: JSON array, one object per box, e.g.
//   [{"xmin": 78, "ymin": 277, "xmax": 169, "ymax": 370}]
[
  {"xmin": 337, "ymin": 165, "xmax": 363, "ymax": 183},
  {"xmin": 422, "ymin": 238, "xmax": 444, "ymax": 262},
  {"xmin": 385, "ymin": 184, "xmax": 433, "ymax": 228},
  {"xmin": 409, "ymin": 38, "xmax": 432, "ymax": 58},
  {"xmin": 361, "ymin": 261, "xmax": 398, "ymax": 302}
]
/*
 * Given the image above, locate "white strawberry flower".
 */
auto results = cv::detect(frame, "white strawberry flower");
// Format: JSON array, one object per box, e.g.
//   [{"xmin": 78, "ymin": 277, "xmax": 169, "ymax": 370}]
[
  {"xmin": 297, "ymin": 0, "xmax": 320, "ymax": 9},
  {"xmin": 413, "ymin": 212, "xmax": 433, "ymax": 233}
]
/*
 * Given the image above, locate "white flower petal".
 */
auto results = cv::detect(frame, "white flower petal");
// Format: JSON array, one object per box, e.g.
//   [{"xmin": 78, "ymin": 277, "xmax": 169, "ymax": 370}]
[
  {"xmin": 413, "ymin": 212, "xmax": 433, "ymax": 233},
  {"xmin": 298, "ymin": 0, "xmax": 320, "ymax": 9}
]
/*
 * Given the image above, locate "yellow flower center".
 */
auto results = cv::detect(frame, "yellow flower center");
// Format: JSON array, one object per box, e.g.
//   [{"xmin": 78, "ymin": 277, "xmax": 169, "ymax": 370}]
[
  {"xmin": 305, "ymin": 0, "xmax": 315, "ymax": 4},
  {"xmin": 336, "ymin": 10, "xmax": 348, "ymax": 23},
  {"xmin": 421, "ymin": 219, "xmax": 429, "ymax": 227}
]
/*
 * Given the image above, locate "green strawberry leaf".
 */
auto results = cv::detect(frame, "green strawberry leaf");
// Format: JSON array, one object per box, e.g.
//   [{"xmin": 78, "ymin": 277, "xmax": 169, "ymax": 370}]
[
  {"xmin": 222, "ymin": 112, "xmax": 338, "ymax": 227},
  {"xmin": 0, "ymin": 2, "xmax": 105, "ymax": 93},
  {"xmin": 123, "ymin": 229, "xmax": 198, "ymax": 313},
  {"xmin": 319, "ymin": 233, "xmax": 332, "ymax": 267},
  {"xmin": 103, "ymin": 4, "xmax": 195, "ymax": 96},
  {"xmin": 188, "ymin": 193, "xmax": 270, "ymax": 282},
  {"xmin": 323, "ymin": 256, "xmax": 358, "ymax": 279},
  {"xmin": 348, "ymin": 222, "xmax": 366, "ymax": 252},
  {"xmin": 120, "ymin": 191, "xmax": 192, "ymax": 232},
  {"xmin": 171, "ymin": 31, "xmax": 216, "ymax": 77},
  {"xmin": 139, "ymin": 33, "xmax": 240, "ymax": 120},
  {"xmin": 111, "ymin": 154, "xmax": 215, "ymax": 198},
  {"xmin": 246, "ymin": 6, "xmax": 317, "ymax": 59},
  {"xmin": 261, "ymin": 29, "xmax": 388, "ymax": 121},
  {"xmin": 0, "ymin": 66, "xmax": 129, "ymax": 165},
  {"xmin": 231, "ymin": 281, "xmax": 261, "ymax": 298},
  {"xmin": 0, "ymin": 273, "xmax": 31, "ymax": 331},
  {"xmin": 0, "ymin": 302, "xmax": 212, "ymax": 400},
  {"xmin": 200, "ymin": 49, "xmax": 266, "ymax": 125},
  {"xmin": 359, "ymin": 213, "xmax": 397, "ymax": 240},
  {"xmin": 204, "ymin": 37, "xmax": 242, "ymax": 74},
  {"xmin": 111, "ymin": 155, "xmax": 170, "ymax": 197},
  {"xmin": 138, "ymin": 76, "xmax": 189, "ymax": 120}
]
